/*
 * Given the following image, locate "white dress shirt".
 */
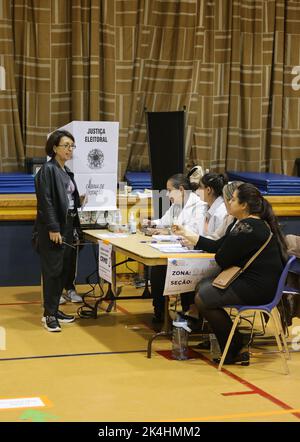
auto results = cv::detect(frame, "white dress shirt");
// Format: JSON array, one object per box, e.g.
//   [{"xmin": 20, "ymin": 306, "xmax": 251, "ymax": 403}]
[
  {"xmin": 204, "ymin": 196, "xmax": 227, "ymax": 236},
  {"xmin": 153, "ymin": 192, "xmax": 208, "ymax": 235}
]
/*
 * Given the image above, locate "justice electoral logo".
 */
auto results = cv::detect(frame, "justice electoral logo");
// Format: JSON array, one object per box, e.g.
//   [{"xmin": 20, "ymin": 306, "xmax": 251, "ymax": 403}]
[{"xmin": 87, "ymin": 148, "xmax": 104, "ymax": 169}]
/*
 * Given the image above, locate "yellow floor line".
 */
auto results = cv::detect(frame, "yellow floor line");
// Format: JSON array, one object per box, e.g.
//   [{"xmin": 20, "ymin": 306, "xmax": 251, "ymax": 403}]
[{"xmin": 158, "ymin": 408, "xmax": 300, "ymax": 422}]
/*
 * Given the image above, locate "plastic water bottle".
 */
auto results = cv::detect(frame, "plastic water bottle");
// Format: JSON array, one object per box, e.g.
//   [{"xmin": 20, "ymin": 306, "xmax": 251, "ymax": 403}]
[
  {"xmin": 172, "ymin": 317, "xmax": 191, "ymax": 360},
  {"xmin": 209, "ymin": 333, "xmax": 221, "ymax": 358},
  {"xmin": 128, "ymin": 212, "xmax": 137, "ymax": 234},
  {"xmin": 114, "ymin": 210, "xmax": 122, "ymax": 225}
]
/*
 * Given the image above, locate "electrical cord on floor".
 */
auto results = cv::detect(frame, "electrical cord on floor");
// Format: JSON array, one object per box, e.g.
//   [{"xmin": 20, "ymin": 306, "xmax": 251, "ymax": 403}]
[
  {"xmin": 77, "ymin": 299, "xmax": 103, "ymax": 319},
  {"xmin": 77, "ymin": 287, "xmax": 105, "ymax": 319},
  {"xmin": 77, "ymin": 264, "xmax": 106, "ymax": 318}
]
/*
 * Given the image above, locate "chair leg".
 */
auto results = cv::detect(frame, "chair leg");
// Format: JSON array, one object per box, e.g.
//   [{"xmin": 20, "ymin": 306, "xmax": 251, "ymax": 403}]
[
  {"xmin": 268, "ymin": 312, "xmax": 289, "ymax": 375},
  {"xmin": 246, "ymin": 311, "xmax": 256, "ymax": 348},
  {"xmin": 259, "ymin": 311, "xmax": 266, "ymax": 335},
  {"xmin": 273, "ymin": 307, "xmax": 290, "ymax": 360},
  {"xmin": 218, "ymin": 314, "xmax": 241, "ymax": 372}
]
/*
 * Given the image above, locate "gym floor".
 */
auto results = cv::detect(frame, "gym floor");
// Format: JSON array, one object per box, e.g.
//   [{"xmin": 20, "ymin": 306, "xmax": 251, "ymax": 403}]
[{"xmin": 0, "ymin": 284, "xmax": 300, "ymax": 422}]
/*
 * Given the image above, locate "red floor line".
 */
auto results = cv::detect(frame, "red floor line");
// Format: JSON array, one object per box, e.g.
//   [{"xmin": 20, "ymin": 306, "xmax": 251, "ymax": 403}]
[
  {"xmin": 197, "ymin": 353, "xmax": 300, "ymax": 420},
  {"xmin": 0, "ymin": 301, "xmax": 40, "ymax": 306},
  {"xmin": 222, "ymin": 391, "xmax": 257, "ymax": 396}
]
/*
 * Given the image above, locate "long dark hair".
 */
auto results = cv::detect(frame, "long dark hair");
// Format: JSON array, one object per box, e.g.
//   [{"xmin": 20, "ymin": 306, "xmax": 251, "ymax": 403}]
[
  {"xmin": 201, "ymin": 172, "xmax": 228, "ymax": 197},
  {"xmin": 237, "ymin": 183, "xmax": 287, "ymax": 257}
]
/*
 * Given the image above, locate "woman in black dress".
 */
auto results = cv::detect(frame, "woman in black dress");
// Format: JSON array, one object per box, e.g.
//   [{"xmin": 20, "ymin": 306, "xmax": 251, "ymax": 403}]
[{"xmin": 194, "ymin": 183, "xmax": 287, "ymax": 364}]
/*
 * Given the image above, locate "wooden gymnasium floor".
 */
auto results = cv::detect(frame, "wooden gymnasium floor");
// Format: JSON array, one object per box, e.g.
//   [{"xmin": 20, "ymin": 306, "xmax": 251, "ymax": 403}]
[{"xmin": 0, "ymin": 282, "xmax": 300, "ymax": 423}]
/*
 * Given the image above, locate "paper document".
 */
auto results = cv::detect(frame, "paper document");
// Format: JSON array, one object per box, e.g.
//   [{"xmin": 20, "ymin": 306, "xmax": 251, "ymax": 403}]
[
  {"xmin": 95, "ymin": 233, "xmax": 129, "ymax": 239},
  {"xmin": 150, "ymin": 243, "xmax": 201, "ymax": 253},
  {"xmin": 152, "ymin": 235, "xmax": 181, "ymax": 242}
]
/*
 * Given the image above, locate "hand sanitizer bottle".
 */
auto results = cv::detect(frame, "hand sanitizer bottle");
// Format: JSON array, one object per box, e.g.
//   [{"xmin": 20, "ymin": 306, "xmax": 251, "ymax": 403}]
[
  {"xmin": 128, "ymin": 212, "xmax": 137, "ymax": 234},
  {"xmin": 114, "ymin": 210, "xmax": 122, "ymax": 225}
]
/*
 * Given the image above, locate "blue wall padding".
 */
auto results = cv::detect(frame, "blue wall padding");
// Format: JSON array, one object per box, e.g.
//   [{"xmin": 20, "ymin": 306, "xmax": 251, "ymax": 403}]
[
  {"xmin": 227, "ymin": 171, "xmax": 300, "ymax": 195},
  {"xmin": 0, "ymin": 173, "xmax": 35, "ymax": 193},
  {"xmin": 124, "ymin": 172, "xmax": 152, "ymax": 190}
]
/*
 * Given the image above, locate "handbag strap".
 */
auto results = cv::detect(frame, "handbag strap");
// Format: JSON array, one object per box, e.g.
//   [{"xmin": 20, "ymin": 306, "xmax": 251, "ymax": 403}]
[{"xmin": 241, "ymin": 224, "xmax": 273, "ymax": 273}]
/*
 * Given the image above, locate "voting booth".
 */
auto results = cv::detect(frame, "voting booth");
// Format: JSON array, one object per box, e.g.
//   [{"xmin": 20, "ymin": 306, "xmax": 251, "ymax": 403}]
[{"xmin": 58, "ymin": 121, "xmax": 119, "ymax": 211}]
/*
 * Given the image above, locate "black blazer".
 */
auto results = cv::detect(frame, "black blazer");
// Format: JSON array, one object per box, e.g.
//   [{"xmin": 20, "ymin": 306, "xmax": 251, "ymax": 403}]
[{"xmin": 34, "ymin": 159, "xmax": 81, "ymax": 232}]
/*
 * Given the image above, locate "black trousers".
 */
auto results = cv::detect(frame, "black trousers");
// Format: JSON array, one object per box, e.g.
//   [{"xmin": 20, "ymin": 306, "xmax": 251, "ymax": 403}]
[
  {"xmin": 64, "ymin": 241, "xmax": 77, "ymax": 291},
  {"xmin": 150, "ymin": 266, "xmax": 167, "ymax": 315},
  {"xmin": 37, "ymin": 215, "xmax": 76, "ymax": 316}
]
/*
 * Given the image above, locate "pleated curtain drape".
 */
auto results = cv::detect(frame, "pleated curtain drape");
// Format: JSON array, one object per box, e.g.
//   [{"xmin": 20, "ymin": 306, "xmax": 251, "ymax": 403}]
[{"xmin": 0, "ymin": 0, "xmax": 299, "ymax": 177}]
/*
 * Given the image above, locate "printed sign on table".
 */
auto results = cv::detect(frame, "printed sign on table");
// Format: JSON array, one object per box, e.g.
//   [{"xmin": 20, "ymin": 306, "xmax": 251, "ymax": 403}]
[
  {"xmin": 98, "ymin": 240, "xmax": 113, "ymax": 284},
  {"xmin": 163, "ymin": 257, "xmax": 217, "ymax": 296}
]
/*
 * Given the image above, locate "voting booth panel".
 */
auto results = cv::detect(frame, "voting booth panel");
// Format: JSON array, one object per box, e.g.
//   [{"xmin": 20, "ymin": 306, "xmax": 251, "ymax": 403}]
[{"xmin": 58, "ymin": 121, "xmax": 119, "ymax": 211}]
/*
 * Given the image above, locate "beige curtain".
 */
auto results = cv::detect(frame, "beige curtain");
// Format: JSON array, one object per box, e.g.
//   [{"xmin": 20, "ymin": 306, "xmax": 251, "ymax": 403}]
[{"xmin": 0, "ymin": 0, "xmax": 299, "ymax": 176}]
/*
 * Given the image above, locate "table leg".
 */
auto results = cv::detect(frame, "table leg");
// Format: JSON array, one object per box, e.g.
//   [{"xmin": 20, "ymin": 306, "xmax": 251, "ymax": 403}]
[
  {"xmin": 106, "ymin": 250, "xmax": 117, "ymax": 312},
  {"xmin": 147, "ymin": 296, "xmax": 172, "ymax": 358},
  {"xmin": 141, "ymin": 265, "xmax": 152, "ymax": 298}
]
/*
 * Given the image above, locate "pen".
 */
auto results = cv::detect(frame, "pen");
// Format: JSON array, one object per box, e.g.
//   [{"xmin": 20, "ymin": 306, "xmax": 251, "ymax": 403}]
[{"xmin": 140, "ymin": 240, "xmax": 158, "ymax": 243}]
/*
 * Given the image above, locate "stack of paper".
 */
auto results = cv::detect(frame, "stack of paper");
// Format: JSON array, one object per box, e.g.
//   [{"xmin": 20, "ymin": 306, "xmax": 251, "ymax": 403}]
[
  {"xmin": 152, "ymin": 235, "xmax": 181, "ymax": 242},
  {"xmin": 150, "ymin": 243, "xmax": 201, "ymax": 253}
]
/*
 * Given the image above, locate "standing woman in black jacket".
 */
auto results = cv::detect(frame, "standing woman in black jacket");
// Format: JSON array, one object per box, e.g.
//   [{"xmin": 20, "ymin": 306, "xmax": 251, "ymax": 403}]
[
  {"xmin": 35, "ymin": 130, "xmax": 82, "ymax": 332},
  {"xmin": 194, "ymin": 183, "xmax": 287, "ymax": 364}
]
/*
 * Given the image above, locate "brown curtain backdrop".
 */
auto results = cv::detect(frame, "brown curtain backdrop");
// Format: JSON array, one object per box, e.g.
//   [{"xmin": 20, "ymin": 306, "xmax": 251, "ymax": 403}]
[{"xmin": 0, "ymin": 0, "xmax": 300, "ymax": 177}]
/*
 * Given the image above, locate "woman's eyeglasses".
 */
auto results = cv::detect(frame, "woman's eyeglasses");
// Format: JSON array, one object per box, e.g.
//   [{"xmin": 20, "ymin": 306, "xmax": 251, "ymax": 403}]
[{"xmin": 57, "ymin": 144, "xmax": 76, "ymax": 150}]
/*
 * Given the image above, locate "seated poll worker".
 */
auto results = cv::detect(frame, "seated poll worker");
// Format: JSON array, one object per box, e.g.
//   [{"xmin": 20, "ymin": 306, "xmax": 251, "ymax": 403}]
[
  {"xmin": 173, "ymin": 180, "xmax": 243, "ymax": 342},
  {"xmin": 173, "ymin": 174, "xmax": 232, "ymax": 316},
  {"xmin": 192, "ymin": 183, "xmax": 287, "ymax": 364},
  {"xmin": 145, "ymin": 173, "xmax": 207, "ymax": 235},
  {"xmin": 143, "ymin": 173, "xmax": 207, "ymax": 323},
  {"xmin": 34, "ymin": 130, "xmax": 84, "ymax": 332},
  {"xmin": 197, "ymin": 172, "xmax": 228, "ymax": 235},
  {"xmin": 174, "ymin": 181, "xmax": 243, "ymax": 246}
]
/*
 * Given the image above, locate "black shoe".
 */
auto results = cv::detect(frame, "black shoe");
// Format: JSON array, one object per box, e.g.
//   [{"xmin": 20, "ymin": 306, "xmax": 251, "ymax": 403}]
[
  {"xmin": 178, "ymin": 313, "xmax": 204, "ymax": 332},
  {"xmin": 178, "ymin": 312, "xmax": 199, "ymax": 322},
  {"xmin": 213, "ymin": 351, "xmax": 250, "ymax": 366},
  {"xmin": 56, "ymin": 310, "xmax": 76, "ymax": 323},
  {"xmin": 231, "ymin": 332, "xmax": 244, "ymax": 355},
  {"xmin": 42, "ymin": 315, "xmax": 61, "ymax": 332}
]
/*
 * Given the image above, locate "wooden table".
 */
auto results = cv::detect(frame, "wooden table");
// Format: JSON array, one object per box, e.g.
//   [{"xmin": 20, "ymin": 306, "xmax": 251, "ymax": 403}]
[{"xmin": 83, "ymin": 230, "xmax": 214, "ymax": 357}]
